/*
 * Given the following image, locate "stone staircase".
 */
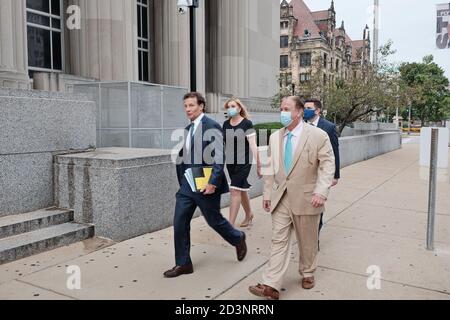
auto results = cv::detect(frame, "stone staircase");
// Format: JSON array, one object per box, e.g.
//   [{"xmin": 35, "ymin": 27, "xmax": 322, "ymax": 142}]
[{"xmin": 0, "ymin": 208, "xmax": 94, "ymax": 265}]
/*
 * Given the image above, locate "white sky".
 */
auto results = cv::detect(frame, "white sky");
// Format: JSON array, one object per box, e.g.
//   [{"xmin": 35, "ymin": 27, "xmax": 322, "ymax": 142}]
[{"xmin": 299, "ymin": 0, "xmax": 450, "ymax": 79}]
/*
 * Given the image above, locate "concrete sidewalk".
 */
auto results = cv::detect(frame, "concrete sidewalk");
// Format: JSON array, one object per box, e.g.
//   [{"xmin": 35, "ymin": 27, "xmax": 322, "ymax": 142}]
[{"xmin": 1, "ymin": 140, "xmax": 449, "ymax": 300}]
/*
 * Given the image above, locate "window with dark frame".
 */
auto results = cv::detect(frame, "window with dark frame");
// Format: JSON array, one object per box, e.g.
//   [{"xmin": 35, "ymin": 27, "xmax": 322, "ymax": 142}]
[
  {"xmin": 300, "ymin": 52, "xmax": 311, "ymax": 67},
  {"xmin": 280, "ymin": 36, "xmax": 289, "ymax": 48},
  {"xmin": 26, "ymin": 0, "xmax": 63, "ymax": 73},
  {"xmin": 323, "ymin": 53, "xmax": 328, "ymax": 68},
  {"xmin": 280, "ymin": 55, "xmax": 289, "ymax": 69},
  {"xmin": 137, "ymin": 0, "xmax": 150, "ymax": 82}
]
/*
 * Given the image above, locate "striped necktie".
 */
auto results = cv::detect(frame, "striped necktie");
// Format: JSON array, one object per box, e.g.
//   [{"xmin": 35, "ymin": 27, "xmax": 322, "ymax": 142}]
[{"xmin": 187, "ymin": 123, "xmax": 195, "ymax": 150}]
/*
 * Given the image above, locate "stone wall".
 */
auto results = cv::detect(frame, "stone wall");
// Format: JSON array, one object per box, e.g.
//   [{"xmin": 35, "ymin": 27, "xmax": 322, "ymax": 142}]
[
  {"xmin": 339, "ymin": 132, "xmax": 402, "ymax": 168},
  {"xmin": 353, "ymin": 122, "xmax": 400, "ymax": 136},
  {"xmin": 0, "ymin": 88, "xmax": 96, "ymax": 216},
  {"xmin": 54, "ymin": 149, "xmax": 176, "ymax": 241}
]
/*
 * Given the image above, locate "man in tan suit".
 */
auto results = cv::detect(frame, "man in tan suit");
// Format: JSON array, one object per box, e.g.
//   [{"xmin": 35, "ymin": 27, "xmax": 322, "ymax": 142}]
[{"xmin": 249, "ymin": 96, "xmax": 335, "ymax": 300}]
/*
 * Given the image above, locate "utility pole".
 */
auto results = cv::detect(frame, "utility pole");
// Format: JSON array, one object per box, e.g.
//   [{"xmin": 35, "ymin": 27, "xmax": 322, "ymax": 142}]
[{"xmin": 373, "ymin": 0, "xmax": 379, "ymax": 65}]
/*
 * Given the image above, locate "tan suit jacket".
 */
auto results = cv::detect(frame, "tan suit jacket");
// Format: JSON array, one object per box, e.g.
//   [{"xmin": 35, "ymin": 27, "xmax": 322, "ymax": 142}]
[{"xmin": 262, "ymin": 123, "xmax": 335, "ymax": 216}]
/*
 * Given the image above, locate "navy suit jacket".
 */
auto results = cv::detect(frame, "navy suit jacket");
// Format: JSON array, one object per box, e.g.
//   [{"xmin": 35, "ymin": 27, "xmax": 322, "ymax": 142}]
[
  {"xmin": 176, "ymin": 115, "xmax": 229, "ymax": 196},
  {"xmin": 316, "ymin": 117, "xmax": 340, "ymax": 179}
]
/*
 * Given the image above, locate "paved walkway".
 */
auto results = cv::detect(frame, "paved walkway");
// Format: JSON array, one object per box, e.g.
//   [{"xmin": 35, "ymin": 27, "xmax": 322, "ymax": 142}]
[{"xmin": 1, "ymin": 138, "xmax": 449, "ymax": 300}]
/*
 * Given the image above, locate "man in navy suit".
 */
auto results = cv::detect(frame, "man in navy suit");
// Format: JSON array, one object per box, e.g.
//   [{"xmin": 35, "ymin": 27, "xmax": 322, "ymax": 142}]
[
  {"xmin": 164, "ymin": 92, "xmax": 247, "ymax": 278},
  {"xmin": 304, "ymin": 99, "xmax": 340, "ymax": 237}
]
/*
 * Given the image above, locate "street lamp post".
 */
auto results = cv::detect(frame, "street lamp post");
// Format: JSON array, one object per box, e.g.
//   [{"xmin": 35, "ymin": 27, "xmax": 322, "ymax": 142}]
[
  {"xmin": 177, "ymin": 0, "xmax": 199, "ymax": 92},
  {"xmin": 373, "ymin": 0, "xmax": 380, "ymax": 65}
]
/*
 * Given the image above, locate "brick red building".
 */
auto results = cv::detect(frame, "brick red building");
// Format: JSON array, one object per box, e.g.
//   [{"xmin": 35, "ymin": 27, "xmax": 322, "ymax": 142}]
[{"xmin": 280, "ymin": 0, "xmax": 371, "ymax": 96}]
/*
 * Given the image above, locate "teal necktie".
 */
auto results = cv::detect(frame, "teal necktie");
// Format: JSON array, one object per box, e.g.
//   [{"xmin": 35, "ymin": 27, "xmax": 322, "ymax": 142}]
[{"xmin": 284, "ymin": 132, "xmax": 294, "ymax": 175}]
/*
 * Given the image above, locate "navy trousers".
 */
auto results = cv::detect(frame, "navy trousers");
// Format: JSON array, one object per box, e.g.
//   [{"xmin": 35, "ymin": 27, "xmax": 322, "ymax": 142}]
[{"xmin": 173, "ymin": 191, "xmax": 243, "ymax": 266}]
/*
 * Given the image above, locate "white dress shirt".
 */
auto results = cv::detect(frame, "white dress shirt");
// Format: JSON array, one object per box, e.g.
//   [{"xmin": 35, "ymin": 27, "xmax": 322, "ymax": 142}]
[
  {"xmin": 283, "ymin": 121, "xmax": 304, "ymax": 160},
  {"xmin": 186, "ymin": 113, "xmax": 205, "ymax": 150},
  {"xmin": 309, "ymin": 116, "xmax": 320, "ymax": 127}
]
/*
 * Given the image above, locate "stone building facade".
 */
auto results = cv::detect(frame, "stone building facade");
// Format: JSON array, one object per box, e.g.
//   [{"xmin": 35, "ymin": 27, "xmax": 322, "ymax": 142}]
[
  {"xmin": 279, "ymin": 0, "xmax": 371, "ymax": 96},
  {"xmin": 0, "ymin": 0, "xmax": 280, "ymax": 112}
]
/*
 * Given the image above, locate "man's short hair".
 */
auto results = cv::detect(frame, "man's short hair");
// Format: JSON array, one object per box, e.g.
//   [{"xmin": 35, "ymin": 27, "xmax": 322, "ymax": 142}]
[
  {"xmin": 283, "ymin": 96, "xmax": 305, "ymax": 110},
  {"xmin": 183, "ymin": 92, "xmax": 206, "ymax": 108},
  {"xmin": 304, "ymin": 99, "xmax": 322, "ymax": 109}
]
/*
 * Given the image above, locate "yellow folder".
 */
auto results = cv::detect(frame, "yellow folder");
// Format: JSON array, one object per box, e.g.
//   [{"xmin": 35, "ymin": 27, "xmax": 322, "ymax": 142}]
[{"xmin": 194, "ymin": 167, "xmax": 213, "ymax": 191}]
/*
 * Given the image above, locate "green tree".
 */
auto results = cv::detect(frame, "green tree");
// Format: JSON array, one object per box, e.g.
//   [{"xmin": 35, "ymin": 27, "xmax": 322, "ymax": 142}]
[
  {"xmin": 271, "ymin": 83, "xmax": 291, "ymax": 109},
  {"xmin": 399, "ymin": 55, "xmax": 450, "ymax": 126},
  {"xmin": 324, "ymin": 40, "xmax": 406, "ymax": 135}
]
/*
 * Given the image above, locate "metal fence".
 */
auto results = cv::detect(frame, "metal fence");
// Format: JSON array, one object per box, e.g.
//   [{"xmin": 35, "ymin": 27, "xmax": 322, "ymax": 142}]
[{"xmin": 71, "ymin": 82, "xmax": 188, "ymax": 150}]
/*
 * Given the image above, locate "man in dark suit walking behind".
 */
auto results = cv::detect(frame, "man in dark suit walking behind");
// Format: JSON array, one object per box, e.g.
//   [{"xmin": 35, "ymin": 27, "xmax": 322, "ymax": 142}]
[
  {"xmin": 164, "ymin": 92, "xmax": 247, "ymax": 278},
  {"xmin": 304, "ymin": 99, "xmax": 340, "ymax": 237}
]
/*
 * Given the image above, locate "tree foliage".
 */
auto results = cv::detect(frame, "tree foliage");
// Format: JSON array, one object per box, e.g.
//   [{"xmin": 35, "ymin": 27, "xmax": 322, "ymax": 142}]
[
  {"xmin": 324, "ymin": 40, "xmax": 406, "ymax": 134},
  {"xmin": 399, "ymin": 55, "xmax": 450, "ymax": 125}
]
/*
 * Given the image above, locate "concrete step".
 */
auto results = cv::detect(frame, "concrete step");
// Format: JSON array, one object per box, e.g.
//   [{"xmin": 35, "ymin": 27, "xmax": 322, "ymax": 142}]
[
  {"xmin": 0, "ymin": 223, "xmax": 94, "ymax": 265},
  {"xmin": 0, "ymin": 208, "xmax": 73, "ymax": 239}
]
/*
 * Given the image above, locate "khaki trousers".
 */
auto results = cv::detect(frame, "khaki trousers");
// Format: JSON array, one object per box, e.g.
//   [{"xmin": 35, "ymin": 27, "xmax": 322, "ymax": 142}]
[{"xmin": 262, "ymin": 192, "xmax": 321, "ymax": 291}]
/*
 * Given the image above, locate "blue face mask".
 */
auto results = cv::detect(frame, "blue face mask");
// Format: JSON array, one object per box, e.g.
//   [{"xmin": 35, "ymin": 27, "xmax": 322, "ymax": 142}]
[
  {"xmin": 303, "ymin": 109, "xmax": 316, "ymax": 121},
  {"xmin": 228, "ymin": 107, "xmax": 239, "ymax": 118},
  {"xmin": 281, "ymin": 111, "xmax": 293, "ymax": 127}
]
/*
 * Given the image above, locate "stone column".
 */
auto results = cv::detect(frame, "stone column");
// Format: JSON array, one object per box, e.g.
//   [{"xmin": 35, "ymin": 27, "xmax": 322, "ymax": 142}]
[
  {"xmin": 66, "ymin": 0, "xmax": 137, "ymax": 81},
  {"xmin": 0, "ymin": 0, "xmax": 30, "ymax": 89},
  {"xmin": 153, "ymin": 0, "xmax": 206, "ymax": 93},
  {"xmin": 206, "ymin": 0, "xmax": 279, "ymax": 112},
  {"xmin": 207, "ymin": 0, "xmax": 248, "ymax": 99}
]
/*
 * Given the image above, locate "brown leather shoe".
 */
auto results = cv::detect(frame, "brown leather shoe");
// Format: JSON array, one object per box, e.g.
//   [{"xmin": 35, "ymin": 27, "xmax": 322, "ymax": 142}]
[
  {"xmin": 249, "ymin": 284, "xmax": 280, "ymax": 300},
  {"xmin": 302, "ymin": 276, "xmax": 315, "ymax": 289},
  {"xmin": 236, "ymin": 232, "xmax": 247, "ymax": 261},
  {"xmin": 163, "ymin": 264, "xmax": 194, "ymax": 278}
]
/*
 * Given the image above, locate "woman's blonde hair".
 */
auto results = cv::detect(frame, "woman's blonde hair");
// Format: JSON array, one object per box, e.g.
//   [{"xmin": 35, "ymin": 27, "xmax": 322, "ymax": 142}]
[{"xmin": 223, "ymin": 98, "xmax": 250, "ymax": 119}]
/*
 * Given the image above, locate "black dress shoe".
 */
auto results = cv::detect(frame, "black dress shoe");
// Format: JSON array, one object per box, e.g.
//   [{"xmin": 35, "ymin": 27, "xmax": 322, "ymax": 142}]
[
  {"xmin": 236, "ymin": 232, "xmax": 247, "ymax": 262},
  {"xmin": 163, "ymin": 264, "xmax": 194, "ymax": 278}
]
